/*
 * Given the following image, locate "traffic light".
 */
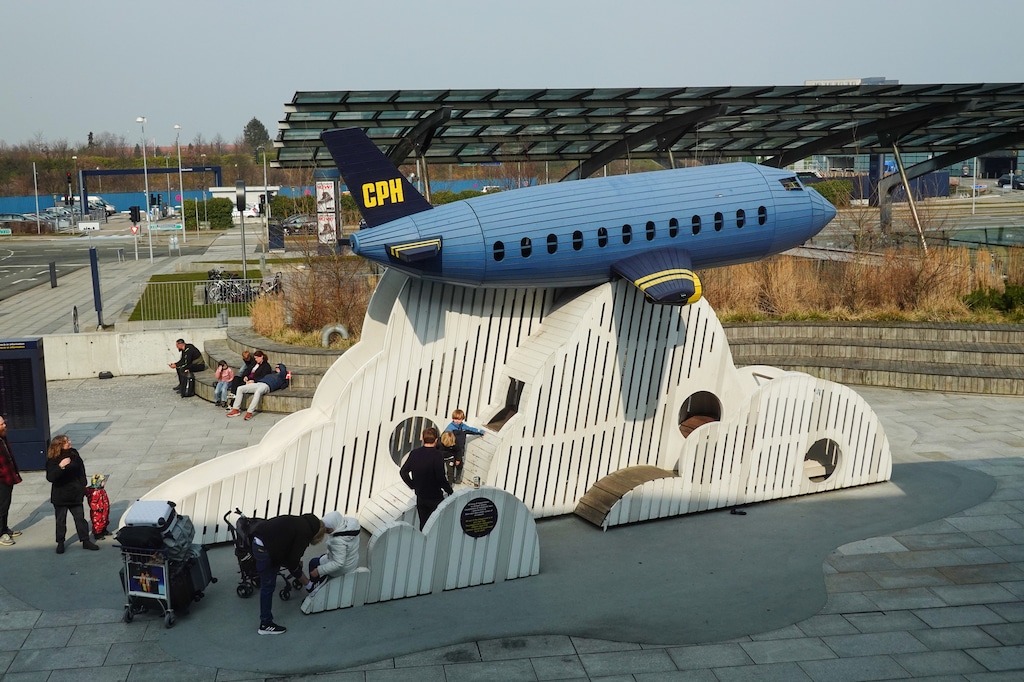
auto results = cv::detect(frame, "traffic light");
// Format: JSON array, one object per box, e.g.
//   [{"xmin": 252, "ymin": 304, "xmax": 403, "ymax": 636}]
[
  {"xmin": 149, "ymin": 194, "xmax": 156, "ymax": 208},
  {"xmin": 156, "ymin": 194, "xmax": 162, "ymax": 207},
  {"xmin": 130, "ymin": 205, "xmax": 140, "ymax": 223}
]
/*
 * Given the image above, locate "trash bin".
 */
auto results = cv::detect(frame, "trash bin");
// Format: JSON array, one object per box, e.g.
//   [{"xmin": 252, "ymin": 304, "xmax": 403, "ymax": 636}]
[{"xmin": 269, "ymin": 223, "xmax": 284, "ymax": 251}]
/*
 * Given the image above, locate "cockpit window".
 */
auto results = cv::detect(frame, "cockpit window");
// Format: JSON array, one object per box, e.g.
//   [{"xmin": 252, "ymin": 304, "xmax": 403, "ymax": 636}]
[{"xmin": 779, "ymin": 177, "xmax": 803, "ymax": 191}]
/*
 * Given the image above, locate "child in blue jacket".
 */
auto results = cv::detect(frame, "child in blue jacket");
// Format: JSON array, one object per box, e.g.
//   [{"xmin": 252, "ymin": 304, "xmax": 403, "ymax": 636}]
[{"xmin": 443, "ymin": 409, "xmax": 485, "ymax": 484}]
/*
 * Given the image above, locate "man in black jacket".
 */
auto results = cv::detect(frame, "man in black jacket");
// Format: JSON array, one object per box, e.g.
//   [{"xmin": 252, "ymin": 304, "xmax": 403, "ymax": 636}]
[
  {"xmin": 251, "ymin": 513, "xmax": 324, "ymax": 634},
  {"xmin": 169, "ymin": 339, "xmax": 205, "ymax": 393},
  {"xmin": 400, "ymin": 427, "xmax": 453, "ymax": 530}
]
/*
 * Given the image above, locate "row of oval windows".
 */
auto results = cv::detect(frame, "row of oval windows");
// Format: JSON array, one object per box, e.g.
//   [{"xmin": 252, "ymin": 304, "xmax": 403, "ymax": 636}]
[{"xmin": 493, "ymin": 206, "xmax": 769, "ymax": 261}]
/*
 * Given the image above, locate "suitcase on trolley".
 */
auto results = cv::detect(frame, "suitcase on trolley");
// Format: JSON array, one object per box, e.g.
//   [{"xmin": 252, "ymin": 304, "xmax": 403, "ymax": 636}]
[
  {"xmin": 186, "ymin": 544, "xmax": 215, "ymax": 594},
  {"xmin": 117, "ymin": 501, "xmax": 195, "ymax": 562},
  {"xmin": 124, "ymin": 500, "xmax": 177, "ymax": 529}
]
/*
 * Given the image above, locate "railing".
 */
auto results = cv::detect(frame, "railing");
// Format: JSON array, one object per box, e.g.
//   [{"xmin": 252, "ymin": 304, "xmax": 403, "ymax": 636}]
[{"xmin": 130, "ymin": 273, "xmax": 282, "ymax": 323}]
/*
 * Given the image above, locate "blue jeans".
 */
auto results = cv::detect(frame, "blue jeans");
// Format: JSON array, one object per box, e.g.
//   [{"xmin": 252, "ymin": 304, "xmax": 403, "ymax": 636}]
[
  {"xmin": 253, "ymin": 542, "xmax": 277, "ymax": 626},
  {"xmin": 214, "ymin": 380, "xmax": 230, "ymax": 402}
]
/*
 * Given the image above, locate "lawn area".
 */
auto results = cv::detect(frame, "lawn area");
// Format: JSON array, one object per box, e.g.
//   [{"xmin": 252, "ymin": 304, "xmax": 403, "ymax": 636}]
[{"xmin": 129, "ymin": 271, "xmax": 265, "ymax": 322}]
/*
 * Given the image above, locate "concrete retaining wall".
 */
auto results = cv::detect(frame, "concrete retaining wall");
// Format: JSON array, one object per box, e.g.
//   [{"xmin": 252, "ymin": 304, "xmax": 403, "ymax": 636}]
[{"xmin": 42, "ymin": 328, "xmax": 228, "ymax": 380}]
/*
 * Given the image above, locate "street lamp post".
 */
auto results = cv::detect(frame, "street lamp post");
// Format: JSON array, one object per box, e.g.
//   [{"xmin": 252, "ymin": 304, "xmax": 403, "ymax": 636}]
[
  {"xmin": 200, "ymin": 153, "xmax": 207, "ymax": 225},
  {"xmin": 257, "ymin": 145, "xmax": 269, "ymax": 247},
  {"xmin": 136, "ymin": 116, "xmax": 149, "ymax": 223},
  {"xmin": 137, "ymin": 115, "xmax": 152, "ymax": 261},
  {"xmin": 165, "ymin": 155, "xmax": 171, "ymax": 216},
  {"xmin": 174, "ymin": 124, "xmax": 186, "ymax": 242},
  {"xmin": 71, "ymin": 155, "xmax": 78, "ymax": 228}
]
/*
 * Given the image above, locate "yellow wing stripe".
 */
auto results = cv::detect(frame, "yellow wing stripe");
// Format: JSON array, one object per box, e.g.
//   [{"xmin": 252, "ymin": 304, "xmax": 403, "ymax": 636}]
[
  {"xmin": 634, "ymin": 268, "xmax": 696, "ymax": 289},
  {"xmin": 388, "ymin": 238, "xmax": 441, "ymax": 259},
  {"xmin": 634, "ymin": 268, "xmax": 703, "ymax": 305}
]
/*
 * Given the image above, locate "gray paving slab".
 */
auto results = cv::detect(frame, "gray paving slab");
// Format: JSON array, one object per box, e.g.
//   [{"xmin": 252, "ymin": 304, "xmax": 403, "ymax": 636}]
[
  {"xmin": 965, "ymin": 644, "xmax": 1024, "ymax": 672},
  {"xmin": 664, "ymin": 643, "xmax": 753, "ymax": 670},
  {"xmin": 980, "ymin": 622, "xmax": 1024, "ymax": 646},
  {"xmin": 737, "ymin": 637, "xmax": 836, "ymax": 664},
  {"xmin": 912, "ymin": 605, "xmax": 1007, "ymax": 629},
  {"xmin": 909, "ymin": 625, "xmax": 1002, "ymax": 651},
  {"xmin": 796, "ymin": 654, "xmax": 912, "ymax": 681},
  {"xmin": 821, "ymin": 631, "xmax": 929, "ymax": 657},
  {"xmin": 892, "ymin": 650, "xmax": 987, "ymax": 676},
  {"xmin": 844, "ymin": 610, "xmax": 929, "ymax": 634}
]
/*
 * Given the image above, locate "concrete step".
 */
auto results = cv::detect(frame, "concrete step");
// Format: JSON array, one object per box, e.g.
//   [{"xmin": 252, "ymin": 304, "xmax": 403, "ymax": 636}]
[
  {"xmin": 195, "ymin": 328, "xmax": 345, "ymax": 413},
  {"xmin": 724, "ymin": 322, "xmax": 1024, "ymax": 395}
]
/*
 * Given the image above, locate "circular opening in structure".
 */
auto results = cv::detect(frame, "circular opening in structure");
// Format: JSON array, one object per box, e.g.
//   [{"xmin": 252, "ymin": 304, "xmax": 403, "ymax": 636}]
[
  {"xmin": 804, "ymin": 438, "xmax": 840, "ymax": 482},
  {"xmin": 677, "ymin": 391, "xmax": 722, "ymax": 437},
  {"xmin": 389, "ymin": 416, "xmax": 439, "ymax": 466}
]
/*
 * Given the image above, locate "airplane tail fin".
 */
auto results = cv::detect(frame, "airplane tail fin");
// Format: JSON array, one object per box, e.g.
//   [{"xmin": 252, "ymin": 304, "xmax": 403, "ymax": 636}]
[{"xmin": 321, "ymin": 128, "xmax": 432, "ymax": 228}]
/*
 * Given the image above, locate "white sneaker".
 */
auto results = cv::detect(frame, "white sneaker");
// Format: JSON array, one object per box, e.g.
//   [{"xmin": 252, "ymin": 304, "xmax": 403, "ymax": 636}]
[
  {"xmin": 306, "ymin": 575, "xmax": 330, "ymax": 597},
  {"xmin": 0, "ymin": 534, "xmax": 14, "ymax": 547}
]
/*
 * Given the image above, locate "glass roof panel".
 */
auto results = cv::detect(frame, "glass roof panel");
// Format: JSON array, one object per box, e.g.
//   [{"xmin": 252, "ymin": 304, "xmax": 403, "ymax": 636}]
[
  {"xmin": 287, "ymin": 111, "xmax": 332, "ymax": 121},
  {"xmin": 538, "ymin": 89, "xmax": 590, "ymax": 100},
  {"xmin": 394, "ymin": 90, "xmax": 444, "ymax": 102},
  {"xmin": 345, "ymin": 91, "xmax": 398, "ymax": 103},
  {"xmin": 490, "ymin": 90, "xmax": 543, "ymax": 101},
  {"xmin": 442, "ymin": 89, "xmax": 498, "ymax": 102}
]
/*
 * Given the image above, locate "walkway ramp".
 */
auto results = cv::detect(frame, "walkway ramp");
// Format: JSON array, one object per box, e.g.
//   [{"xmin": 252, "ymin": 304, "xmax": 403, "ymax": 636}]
[{"xmin": 574, "ymin": 465, "xmax": 679, "ymax": 528}]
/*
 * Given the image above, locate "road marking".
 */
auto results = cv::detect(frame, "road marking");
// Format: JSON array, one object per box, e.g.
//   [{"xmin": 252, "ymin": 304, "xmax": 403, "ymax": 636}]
[{"xmin": 11, "ymin": 278, "xmax": 38, "ymax": 284}]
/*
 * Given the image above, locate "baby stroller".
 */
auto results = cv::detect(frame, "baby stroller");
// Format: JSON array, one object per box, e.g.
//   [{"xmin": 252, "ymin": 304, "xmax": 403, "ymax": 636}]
[{"xmin": 223, "ymin": 508, "xmax": 300, "ymax": 600}]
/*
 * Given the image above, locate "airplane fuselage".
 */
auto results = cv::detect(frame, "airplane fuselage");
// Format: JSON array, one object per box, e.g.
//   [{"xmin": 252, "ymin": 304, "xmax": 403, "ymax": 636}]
[{"xmin": 348, "ymin": 163, "xmax": 835, "ymax": 289}]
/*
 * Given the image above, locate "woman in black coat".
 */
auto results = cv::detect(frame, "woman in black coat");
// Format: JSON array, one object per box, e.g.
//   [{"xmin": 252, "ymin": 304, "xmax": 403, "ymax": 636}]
[{"xmin": 45, "ymin": 435, "xmax": 99, "ymax": 554}]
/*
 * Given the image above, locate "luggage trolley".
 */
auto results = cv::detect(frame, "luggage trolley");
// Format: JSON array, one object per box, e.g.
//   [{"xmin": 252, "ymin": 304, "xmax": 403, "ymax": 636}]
[
  {"xmin": 119, "ymin": 545, "xmax": 179, "ymax": 628},
  {"xmin": 115, "ymin": 500, "xmax": 217, "ymax": 628}
]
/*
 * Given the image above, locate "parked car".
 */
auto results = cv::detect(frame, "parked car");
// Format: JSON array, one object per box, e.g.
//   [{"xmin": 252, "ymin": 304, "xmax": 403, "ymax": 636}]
[
  {"xmin": 281, "ymin": 213, "xmax": 316, "ymax": 235},
  {"xmin": 0, "ymin": 213, "xmax": 29, "ymax": 222},
  {"xmin": 997, "ymin": 174, "xmax": 1024, "ymax": 190},
  {"xmin": 231, "ymin": 205, "xmax": 260, "ymax": 219}
]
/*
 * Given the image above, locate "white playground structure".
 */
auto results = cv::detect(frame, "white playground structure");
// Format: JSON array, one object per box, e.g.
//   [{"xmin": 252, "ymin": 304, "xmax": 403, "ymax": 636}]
[{"xmin": 138, "ymin": 269, "xmax": 891, "ymax": 608}]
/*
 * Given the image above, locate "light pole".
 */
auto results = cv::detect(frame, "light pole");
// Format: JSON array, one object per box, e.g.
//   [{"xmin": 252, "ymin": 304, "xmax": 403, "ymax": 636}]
[
  {"xmin": 165, "ymin": 155, "xmax": 171, "ymax": 216},
  {"xmin": 174, "ymin": 124, "xmax": 186, "ymax": 242},
  {"xmin": 200, "ymin": 153, "xmax": 208, "ymax": 225},
  {"xmin": 71, "ymin": 155, "xmax": 78, "ymax": 226},
  {"xmin": 136, "ymin": 116, "xmax": 149, "ymax": 223},
  {"xmin": 257, "ymin": 144, "xmax": 269, "ymax": 247}
]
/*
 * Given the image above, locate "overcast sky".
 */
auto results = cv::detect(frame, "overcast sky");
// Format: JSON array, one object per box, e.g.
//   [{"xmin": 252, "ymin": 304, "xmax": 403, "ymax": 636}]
[{"xmin": 2, "ymin": 0, "xmax": 1021, "ymax": 148}]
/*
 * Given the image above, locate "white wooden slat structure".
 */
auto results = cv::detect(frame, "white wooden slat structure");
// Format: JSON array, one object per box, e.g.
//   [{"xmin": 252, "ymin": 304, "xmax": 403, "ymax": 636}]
[
  {"xmin": 138, "ymin": 269, "xmax": 891, "ymax": 548},
  {"xmin": 600, "ymin": 371, "xmax": 891, "ymax": 529},
  {"xmin": 301, "ymin": 487, "xmax": 539, "ymax": 614}
]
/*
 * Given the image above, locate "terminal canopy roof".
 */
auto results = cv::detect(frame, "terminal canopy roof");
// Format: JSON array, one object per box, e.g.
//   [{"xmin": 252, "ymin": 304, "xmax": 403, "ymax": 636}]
[{"xmin": 275, "ymin": 84, "xmax": 1024, "ymax": 173}]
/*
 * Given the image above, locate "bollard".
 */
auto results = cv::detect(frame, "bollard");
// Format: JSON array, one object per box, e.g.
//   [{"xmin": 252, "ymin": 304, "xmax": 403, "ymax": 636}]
[
  {"xmin": 73, "ymin": 305, "xmax": 80, "ymax": 333},
  {"xmin": 49, "ymin": 261, "xmax": 57, "ymax": 288},
  {"xmin": 217, "ymin": 307, "xmax": 228, "ymax": 327}
]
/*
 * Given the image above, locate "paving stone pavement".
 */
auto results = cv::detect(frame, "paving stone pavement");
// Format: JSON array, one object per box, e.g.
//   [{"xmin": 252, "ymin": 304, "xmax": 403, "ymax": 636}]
[{"xmin": 0, "ymin": 231, "xmax": 1022, "ymax": 680}]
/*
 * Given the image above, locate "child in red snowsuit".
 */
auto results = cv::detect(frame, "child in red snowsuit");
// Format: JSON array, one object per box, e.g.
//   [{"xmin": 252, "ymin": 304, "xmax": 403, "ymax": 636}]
[{"xmin": 87, "ymin": 474, "xmax": 110, "ymax": 539}]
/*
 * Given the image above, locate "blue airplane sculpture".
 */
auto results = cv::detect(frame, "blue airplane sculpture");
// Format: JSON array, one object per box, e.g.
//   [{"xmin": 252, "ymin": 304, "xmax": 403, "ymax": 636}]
[{"xmin": 322, "ymin": 128, "xmax": 836, "ymax": 304}]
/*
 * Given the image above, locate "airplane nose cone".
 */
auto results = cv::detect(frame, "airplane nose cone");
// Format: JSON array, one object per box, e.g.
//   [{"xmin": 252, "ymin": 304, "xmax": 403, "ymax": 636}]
[
  {"xmin": 349, "ymin": 231, "xmax": 363, "ymax": 255},
  {"xmin": 807, "ymin": 187, "xmax": 837, "ymax": 234}
]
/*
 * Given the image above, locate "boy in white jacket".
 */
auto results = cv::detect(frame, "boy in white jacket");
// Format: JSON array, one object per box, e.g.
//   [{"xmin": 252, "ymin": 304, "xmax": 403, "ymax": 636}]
[{"xmin": 306, "ymin": 511, "xmax": 360, "ymax": 592}]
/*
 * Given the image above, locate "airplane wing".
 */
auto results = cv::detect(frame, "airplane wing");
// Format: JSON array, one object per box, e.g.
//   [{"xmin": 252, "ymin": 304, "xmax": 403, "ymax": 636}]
[
  {"xmin": 387, "ymin": 237, "xmax": 442, "ymax": 264},
  {"xmin": 611, "ymin": 247, "xmax": 703, "ymax": 305}
]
